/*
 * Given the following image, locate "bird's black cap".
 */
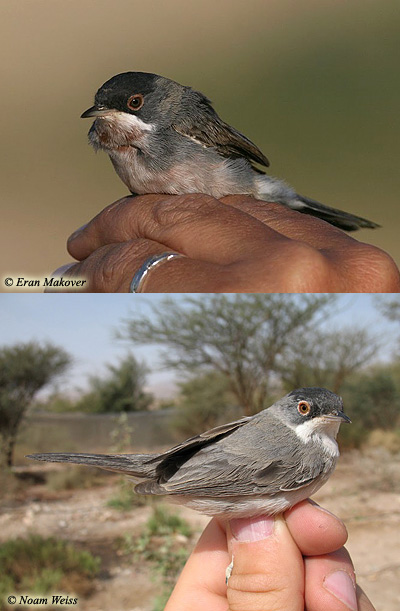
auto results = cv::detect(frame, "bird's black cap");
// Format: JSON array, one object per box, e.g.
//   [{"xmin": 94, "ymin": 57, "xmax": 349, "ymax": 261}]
[{"xmin": 95, "ymin": 72, "xmax": 159, "ymax": 110}]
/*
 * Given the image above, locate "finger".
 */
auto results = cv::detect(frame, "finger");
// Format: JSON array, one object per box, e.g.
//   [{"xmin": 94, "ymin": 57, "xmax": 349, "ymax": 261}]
[
  {"xmin": 284, "ymin": 500, "xmax": 348, "ymax": 556},
  {"xmin": 57, "ymin": 239, "xmax": 238, "ymax": 293},
  {"xmin": 67, "ymin": 193, "xmax": 291, "ymax": 262},
  {"xmin": 43, "ymin": 263, "xmax": 79, "ymax": 293},
  {"xmin": 61, "ymin": 240, "xmax": 182, "ymax": 292},
  {"xmin": 165, "ymin": 518, "xmax": 229, "ymax": 611},
  {"xmin": 305, "ymin": 547, "xmax": 360, "ymax": 611},
  {"xmin": 221, "ymin": 195, "xmax": 359, "ymax": 249},
  {"xmin": 226, "ymin": 515, "xmax": 304, "ymax": 611}
]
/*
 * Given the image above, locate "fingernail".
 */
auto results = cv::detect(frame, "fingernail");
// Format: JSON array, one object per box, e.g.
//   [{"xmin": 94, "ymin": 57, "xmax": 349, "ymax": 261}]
[
  {"xmin": 51, "ymin": 263, "xmax": 75, "ymax": 277},
  {"xmin": 68, "ymin": 224, "xmax": 87, "ymax": 242},
  {"xmin": 307, "ymin": 499, "xmax": 345, "ymax": 522},
  {"xmin": 230, "ymin": 516, "xmax": 275, "ymax": 542},
  {"xmin": 323, "ymin": 570, "xmax": 357, "ymax": 611}
]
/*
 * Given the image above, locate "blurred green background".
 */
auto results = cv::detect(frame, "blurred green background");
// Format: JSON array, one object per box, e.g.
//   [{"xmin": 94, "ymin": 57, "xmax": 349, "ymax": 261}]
[{"xmin": 1, "ymin": 0, "xmax": 399, "ymax": 284}]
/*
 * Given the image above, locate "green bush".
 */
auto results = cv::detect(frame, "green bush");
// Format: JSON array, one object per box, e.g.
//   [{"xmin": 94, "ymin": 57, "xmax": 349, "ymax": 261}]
[
  {"xmin": 339, "ymin": 365, "xmax": 400, "ymax": 448},
  {"xmin": 0, "ymin": 535, "xmax": 100, "ymax": 609},
  {"xmin": 146, "ymin": 505, "xmax": 192, "ymax": 538}
]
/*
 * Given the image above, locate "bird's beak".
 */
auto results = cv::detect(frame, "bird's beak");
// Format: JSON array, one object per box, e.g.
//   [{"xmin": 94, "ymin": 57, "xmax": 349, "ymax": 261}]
[
  {"xmin": 329, "ymin": 409, "xmax": 352, "ymax": 424},
  {"xmin": 81, "ymin": 105, "xmax": 117, "ymax": 118}
]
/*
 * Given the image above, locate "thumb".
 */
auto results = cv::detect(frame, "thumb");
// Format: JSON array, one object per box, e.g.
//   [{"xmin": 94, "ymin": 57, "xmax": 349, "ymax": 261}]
[{"xmin": 227, "ymin": 514, "xmax": 304, "ymax": 611}]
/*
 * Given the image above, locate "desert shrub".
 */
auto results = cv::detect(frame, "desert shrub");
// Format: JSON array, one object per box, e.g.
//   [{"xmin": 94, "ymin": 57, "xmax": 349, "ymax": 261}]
[
  {"xmin": 0, "ymin": 535, "xmax": 100, "ymax": 609},
  {"xmin": 146, "ymin": 505, "xmax": 192, "ymax": 538},
  {"xmin": 338, "ymin": 364, "xmax": 399, "ymax": 448},
  {"xmin": 76, "ymin": 354, "xmax": 153, "ymax": 413},
  {"xmin": 116, "ymin": 505, "xmax": 193, "ymax": 611},
  {"xmin": 171, "ymin": 371, "xmax": 237, "ymax": 437}
]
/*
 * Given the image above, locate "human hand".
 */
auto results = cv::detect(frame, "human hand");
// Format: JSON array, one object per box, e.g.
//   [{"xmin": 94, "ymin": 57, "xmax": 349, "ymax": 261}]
[
  {"xmin": 50, "ymin": 193, "xmax": 399, "ymax": 293},
  {"xmin": 165, "ymin": 500, "xmax": 375, "ymax": 611}
]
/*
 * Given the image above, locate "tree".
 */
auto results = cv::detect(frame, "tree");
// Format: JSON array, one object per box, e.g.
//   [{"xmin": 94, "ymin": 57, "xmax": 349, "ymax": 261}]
[
  {"xmin": 280, "ymin": 327, "xmax": 380, "ymax": 393},
  {"xmin": 338, "ymin": 363, "xmax": 400, "ymax": 448},
  {"xmin": 120, "ymin": 294, "xmax": 334, "ymax": 415},
  {"xmin": 374, "ymin": 295, "xmax": 400, "ymax": 322},
  {"xmin": 0, "ymin": 342, "xmax": 71, "ymax": 467},
  {"xmin": 171, "ymin": 371, "xmax": 237, "ymax": 437},
  {"xmin": 77, "ymin": 353, "xmax": 153, "ymax": 413}
]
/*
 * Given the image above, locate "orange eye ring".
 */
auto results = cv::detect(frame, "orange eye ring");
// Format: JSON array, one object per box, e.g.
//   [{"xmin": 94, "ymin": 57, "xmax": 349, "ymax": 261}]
[
  {"xmin": 297, "ymin": 400, "xmax": 311, "ymax": 416},
  {"xmin": 127, "ymin": 93, "xmax": 144, "ymax": 111}
]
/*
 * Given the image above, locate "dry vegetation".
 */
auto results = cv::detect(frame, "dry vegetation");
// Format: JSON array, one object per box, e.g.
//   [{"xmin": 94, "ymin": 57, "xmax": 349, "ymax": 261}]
[{"xmin": 0, "ymin": 442, "xmax": 399, "ymax": 611}]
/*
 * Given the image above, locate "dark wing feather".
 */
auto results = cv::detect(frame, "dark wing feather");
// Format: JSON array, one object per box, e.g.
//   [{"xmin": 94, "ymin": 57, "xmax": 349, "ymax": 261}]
[
  {"xmin": 146, "ymin": 417, "xmax": 252, "ymax": 465},
  {"xmin": 142, "ymin": 416, "xmax": 252, "ymax": 486},
  {"xmin": 172, "ymin": 91, "xmax": 269, "ymax": 167}
]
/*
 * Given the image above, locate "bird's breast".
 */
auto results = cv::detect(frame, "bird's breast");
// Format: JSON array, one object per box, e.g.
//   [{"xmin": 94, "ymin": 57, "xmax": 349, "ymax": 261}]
[
  {"xmin": 107, "ymin": 148, "xmax": 257, "ymax": 197},
  {"xmin": 89, "ymin": 116, "xmax": 258, "ymax": 197}
]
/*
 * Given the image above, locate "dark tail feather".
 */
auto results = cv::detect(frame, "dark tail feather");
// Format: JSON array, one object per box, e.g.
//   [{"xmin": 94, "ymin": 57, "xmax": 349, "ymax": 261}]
[
  {"xmin": 295, "ymin": 195, "xmax": 380, "ymax": 231},
  {"xmin": 27, "ymin": 452, "xmax": 154, "ymax": 477}
]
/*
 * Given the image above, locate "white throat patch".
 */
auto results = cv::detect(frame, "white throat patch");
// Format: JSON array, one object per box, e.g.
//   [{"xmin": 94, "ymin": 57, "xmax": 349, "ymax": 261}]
[
  {"xmin": 293, "ymin": 417, "xmax": 340, "ymax": 457},
  {"xmin": 101, "ymin": 111, "xmax": 155, "ymax": 132}
]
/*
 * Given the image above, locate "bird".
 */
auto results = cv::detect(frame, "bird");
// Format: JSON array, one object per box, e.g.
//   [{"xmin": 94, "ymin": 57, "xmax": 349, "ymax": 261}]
[
  {"xmin": 28, "ymin": 387, "xmax": 350, "ymax": 518},
  {"xmin": 80, "ymin": 71, "xmax": 378, "ymax": 232}
]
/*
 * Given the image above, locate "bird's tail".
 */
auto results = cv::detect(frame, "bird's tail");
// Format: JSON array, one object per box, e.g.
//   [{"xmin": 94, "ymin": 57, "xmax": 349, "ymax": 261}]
[
  {"xmin": 255, "ymin": 175, "xmax": 379, "ymax": 231},
  {"xmin": 291, "ymin": 194, "xmax": 380, "ymax": 232},
  {"xmin": 27, "ymin": 452, "xmax": 155, "ymax": 477}
]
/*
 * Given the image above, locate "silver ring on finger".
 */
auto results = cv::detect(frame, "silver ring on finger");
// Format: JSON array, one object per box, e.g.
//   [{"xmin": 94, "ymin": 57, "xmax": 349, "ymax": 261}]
[{"xmin": 129, "ymin": 252, "xmax": 184, "ymax": 293}]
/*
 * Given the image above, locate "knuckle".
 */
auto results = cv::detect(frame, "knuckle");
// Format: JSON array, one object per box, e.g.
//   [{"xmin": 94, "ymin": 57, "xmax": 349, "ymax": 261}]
[
  {"xmin": 91, "ymin": 243, "xmax": 135, "ymax": 291},
  {"xmin": 281, "ymin": 242, "xmax": 331, "ymax": 292},
  {"xmin": 228, "ymin": 572, "xmax": 285, "ymax": 593},
  {"xmin": 97, "ymin": 198, "xmax": 131, "ymax": 236},
  {"xmin": 346, "ymin": 244, "xmax": 400, "ymax": 291},
  {"xmin": 91, "ymin": 246, "xmax": 118, "ymax": 291},
  {"xmin": 91, "ymin": 195, "xmax": 142, "ymax": 242},
  {"xmin": 150, "ymin": 193, "xmax": 219, "ymax": 228},
  {"xmin": 227, "ymin": 573, "xmax": 296, "ymax": 611}
]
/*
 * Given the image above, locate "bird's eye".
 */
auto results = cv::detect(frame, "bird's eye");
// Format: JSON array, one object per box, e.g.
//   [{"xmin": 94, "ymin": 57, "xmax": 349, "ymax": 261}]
[
  {"xmin": 127, "ymin": 94, "xmax": 144, "ymax": 111},
  {"xmin": 297, "ymin": 401, "xmax": 311, "ymax": 416}
]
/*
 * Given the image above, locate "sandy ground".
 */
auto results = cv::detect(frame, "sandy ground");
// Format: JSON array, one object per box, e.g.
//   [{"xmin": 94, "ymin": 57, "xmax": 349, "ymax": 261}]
[{"xmin": 1, "ymin": 447, "xmax": 399, "ymax": 611}]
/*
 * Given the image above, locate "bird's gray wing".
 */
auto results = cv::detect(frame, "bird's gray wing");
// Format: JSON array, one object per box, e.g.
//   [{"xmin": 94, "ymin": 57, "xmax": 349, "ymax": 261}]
[
  {"xmin": 139, "ymin": 417, "xmax": 328, "ymax": 497},
  {"xmin": 149, "ymin": 450, "xmax": 327, "ymax": 497},
  {"xmin": 255, "ymin": 450, "xmax": 328, "ymax": 492},
  {"xmin": 144, "ymin": 416, "xmax": 252, "ymax": 482},
  {"xmin": 172, "ymin": 94, "xmax": 269, "ymax": 167}
]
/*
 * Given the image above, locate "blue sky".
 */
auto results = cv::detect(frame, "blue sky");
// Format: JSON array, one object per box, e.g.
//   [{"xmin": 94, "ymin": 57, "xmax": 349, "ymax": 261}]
[{"xmin": 0, "ymin": 294, "xmax": 398, "ymax": 399}]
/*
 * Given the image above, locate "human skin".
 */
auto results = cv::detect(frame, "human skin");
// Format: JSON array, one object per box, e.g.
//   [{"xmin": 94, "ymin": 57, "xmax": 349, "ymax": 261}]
[
  {"xmin": 49, "ymin": 193, "xmax": 399, "ymax": 293},
  {"xmin": 164, "ymin": 500, "xmax": 376, "ymax": 611}
]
